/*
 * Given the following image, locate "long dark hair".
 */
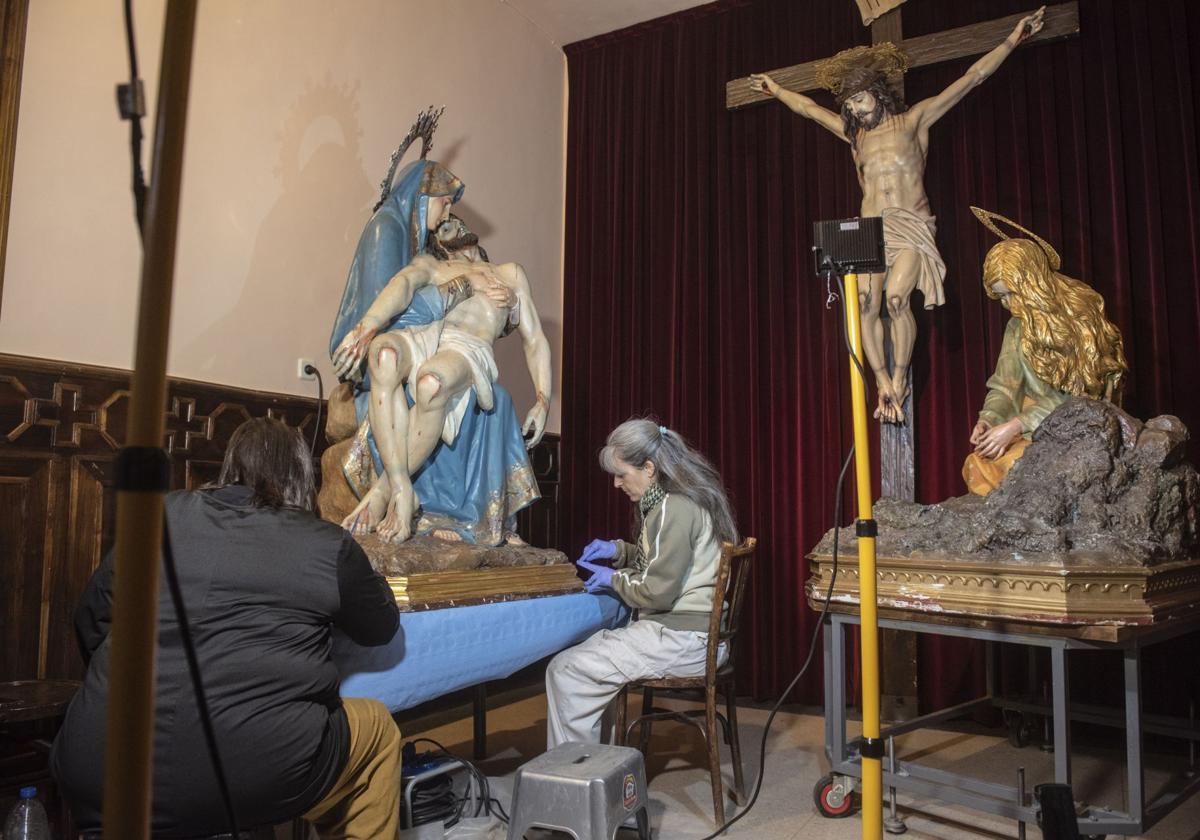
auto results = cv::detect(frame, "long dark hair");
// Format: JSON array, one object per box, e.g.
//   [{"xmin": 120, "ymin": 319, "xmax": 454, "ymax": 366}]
[
  {"xmin": 215, "ymin": 417, "xmax": 316, "ymax": 511},
  {"xmin": 600, "ymin": 418, "xmax": 739, "ymax": 546},
  {"xmin": 839, "ymin": 75, "xmax": 907, "ymax": 151}
]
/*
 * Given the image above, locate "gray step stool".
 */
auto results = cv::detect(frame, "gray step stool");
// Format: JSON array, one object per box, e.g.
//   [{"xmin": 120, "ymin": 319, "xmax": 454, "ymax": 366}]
[{"xmin": 506, "ymin": 742, "xmax": 651, "ymax": 840}]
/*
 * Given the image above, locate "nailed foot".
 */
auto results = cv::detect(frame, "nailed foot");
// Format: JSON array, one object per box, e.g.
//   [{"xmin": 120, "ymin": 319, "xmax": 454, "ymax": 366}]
[
  {"xmin": 378, "ymin": 487, "xmax": 416, "ymax": 543},
  {"xmin": 342, "ymin": 481, "xmax": 388, "ymax": 535},
  {"xmin": 868, "ymin": 381, "xmax": 902, "ymax": 427},
  {"xmin": 872, "ymin": 385, "xmax": 905, "ymax": 425}
]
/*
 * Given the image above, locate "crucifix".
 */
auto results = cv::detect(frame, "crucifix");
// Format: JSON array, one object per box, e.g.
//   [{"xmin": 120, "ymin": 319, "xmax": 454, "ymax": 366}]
[
  {"xmin": 732, "ymin": 3, "xmax": 1079, "ymax": 723},
  {"xmin": 728, "ymin": 3, "xmax": 1079, "ymax": 109},
  {"xmin": 731, "ymin": 2, "xmax": 1078, "ymax": 502}
]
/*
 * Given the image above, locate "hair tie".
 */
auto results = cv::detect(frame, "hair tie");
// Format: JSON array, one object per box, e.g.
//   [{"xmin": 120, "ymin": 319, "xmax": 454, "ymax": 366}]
[{"xmin": 659, "ymin": 425, "xmax": 668, "ymax": 435}]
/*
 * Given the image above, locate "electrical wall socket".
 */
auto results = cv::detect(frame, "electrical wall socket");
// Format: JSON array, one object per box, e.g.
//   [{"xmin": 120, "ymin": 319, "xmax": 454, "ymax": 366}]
[{"xmin": 297, "ymin": 358, "xmax": 316, "ymax": 381}]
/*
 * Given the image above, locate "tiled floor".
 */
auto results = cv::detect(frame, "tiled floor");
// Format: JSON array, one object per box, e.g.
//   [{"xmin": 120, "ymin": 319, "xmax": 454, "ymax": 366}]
[{"xmin": 398, "ymin": 687, "xmax": 1200, "ymax": 840}]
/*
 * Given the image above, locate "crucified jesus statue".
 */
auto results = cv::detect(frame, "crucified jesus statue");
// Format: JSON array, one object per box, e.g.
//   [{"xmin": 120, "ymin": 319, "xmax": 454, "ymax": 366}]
[{"xmin": 751, "ymin": 6, "xmax": 1045, "ymax": 423}]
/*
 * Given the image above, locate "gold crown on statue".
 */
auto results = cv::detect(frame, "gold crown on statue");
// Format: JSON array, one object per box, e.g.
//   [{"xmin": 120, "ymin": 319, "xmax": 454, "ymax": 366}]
[
  {"xmin": 970, "ymin": 206, "xmax": 1062, "ymax": 270},
  {"xmin": 814, "ymin": 42, "xmax": 909, "ymax": 101},
  {"xmin": 374, "ymin": 105, "xmax": 446, "ymax": 212}
]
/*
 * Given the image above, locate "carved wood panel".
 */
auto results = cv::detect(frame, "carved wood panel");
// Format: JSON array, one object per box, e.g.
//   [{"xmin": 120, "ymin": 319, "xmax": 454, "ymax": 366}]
[
  {"xmin": 517, "ymin": 436, "xmax": 560, "ymax": 550},
  {"xmin": 0, "ymin": 452, "xmax": 59, "ymax": 680},
  {"xmin": 0, "ymin": 352, "xmax": 561, "ymax": 681}
]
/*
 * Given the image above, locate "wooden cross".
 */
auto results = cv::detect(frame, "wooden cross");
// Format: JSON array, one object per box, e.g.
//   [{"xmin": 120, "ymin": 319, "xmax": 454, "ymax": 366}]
[
  {"xmin": 729, "ymin": 5, "xmax": 1081, "ymax": 501},
  {"xmin": 726, "ymin": 2, "xmax": 1079, "ymax": 109},
  {"xmin": 732, "ymin": 2, "xmax": 1080, "ymax": 717}
]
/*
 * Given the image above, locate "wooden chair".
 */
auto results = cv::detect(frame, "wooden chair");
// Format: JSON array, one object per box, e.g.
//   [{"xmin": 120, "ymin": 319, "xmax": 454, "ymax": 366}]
[{"xmin": 613, "ymin": 537, "xmax": 757, "ymax": 826}]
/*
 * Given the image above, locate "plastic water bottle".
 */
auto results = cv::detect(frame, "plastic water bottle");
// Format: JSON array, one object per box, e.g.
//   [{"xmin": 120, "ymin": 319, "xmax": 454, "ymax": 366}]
[{"xmin": 3, "ymin": 786, "xmax": 51, "ymax": 840}]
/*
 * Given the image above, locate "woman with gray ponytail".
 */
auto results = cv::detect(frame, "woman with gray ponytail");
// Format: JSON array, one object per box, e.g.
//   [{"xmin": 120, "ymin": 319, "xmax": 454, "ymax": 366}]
[{"xmin": 545, "ymin": 419, "xmax": 738, "ymax": 748}]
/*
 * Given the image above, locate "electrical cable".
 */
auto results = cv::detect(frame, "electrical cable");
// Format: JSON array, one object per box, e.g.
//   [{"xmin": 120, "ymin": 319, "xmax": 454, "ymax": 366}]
[
  {"xmin": 304, "ymin": 364, "xmax": 324, "ymax": 456},
  {"xmin": 696, "ymin": 445, "xmax": 853, "ymax": 839},
  {"xmin": 161, "ymin": 522, "xmax": 240, "ymax": 837},
  {"xmin": 121, "ymin": 0, "xmax": 148, "ymax": 235},
  {"xmin": 697, "ymin": 270, "xmax": 871, "ymax": 838},
  {"xmin": 408, "ymin": 775, "xmax": 459, "ymax": 826},
  {"xmin": 404, "ymin": 738, "xmax": 510, "ymax": 826}
]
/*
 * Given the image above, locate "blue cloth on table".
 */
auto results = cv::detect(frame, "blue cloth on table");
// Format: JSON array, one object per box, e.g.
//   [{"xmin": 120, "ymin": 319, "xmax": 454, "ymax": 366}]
[{"xmin": 333, "ymin": 592, "xmax": 630, "ymax": 712}]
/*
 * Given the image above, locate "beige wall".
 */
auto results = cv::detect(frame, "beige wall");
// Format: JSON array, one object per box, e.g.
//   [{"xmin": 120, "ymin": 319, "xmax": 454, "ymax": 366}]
[{"xmin": 0, "ymin": 0, "xmax": 566, "ymax": 433}]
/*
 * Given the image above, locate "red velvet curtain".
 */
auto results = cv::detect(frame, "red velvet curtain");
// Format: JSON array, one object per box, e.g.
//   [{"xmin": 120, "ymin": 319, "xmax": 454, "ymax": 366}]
[{"xmin": 561, "ymin": 0, "xmax": 1200, "ymax": 709}]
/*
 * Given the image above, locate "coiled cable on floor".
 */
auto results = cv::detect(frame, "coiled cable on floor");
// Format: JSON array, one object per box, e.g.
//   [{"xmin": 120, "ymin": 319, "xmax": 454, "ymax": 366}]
[{"xmin": 404, "ymin": 738, "xmax": 510, "ymax": 827}]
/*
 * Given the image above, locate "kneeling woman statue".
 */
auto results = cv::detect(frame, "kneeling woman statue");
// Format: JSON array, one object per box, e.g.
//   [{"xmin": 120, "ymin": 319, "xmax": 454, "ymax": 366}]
[
  {"xmin": 545, "ymin": 418, "xmax": 738, "ymax": 748},
  {"xmin": 964, "ymin": 208, "xmax": 1128, "ymax": 495}
]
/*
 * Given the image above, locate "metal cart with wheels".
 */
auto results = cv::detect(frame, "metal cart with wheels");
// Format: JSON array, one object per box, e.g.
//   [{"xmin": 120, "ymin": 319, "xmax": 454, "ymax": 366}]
[{"xmin": 819, "ymin": 608, "xmax": 1200, "ymax": 837}]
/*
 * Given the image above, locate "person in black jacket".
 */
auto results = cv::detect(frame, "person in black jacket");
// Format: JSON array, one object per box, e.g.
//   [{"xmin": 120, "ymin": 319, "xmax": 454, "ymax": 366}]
[{"xmin": 51, "ymin": 417, "xmax": 402, "ymax": 838}]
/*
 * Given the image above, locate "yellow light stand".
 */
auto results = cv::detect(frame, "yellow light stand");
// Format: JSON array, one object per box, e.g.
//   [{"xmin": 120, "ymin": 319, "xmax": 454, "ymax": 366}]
[
  {"xmin": 102, "ymin": 3, "xmax": 197, "ymax": 838},
  {"xmin": 840, "ymin": 272, "xmax": 882, "ymax": 840}
]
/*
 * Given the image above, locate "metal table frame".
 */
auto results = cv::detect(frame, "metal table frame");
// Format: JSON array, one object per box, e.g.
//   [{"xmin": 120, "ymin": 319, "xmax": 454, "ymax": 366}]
[{"xmin": 822, "ymin": 611, "xmax": 1200, "ymax": 836}]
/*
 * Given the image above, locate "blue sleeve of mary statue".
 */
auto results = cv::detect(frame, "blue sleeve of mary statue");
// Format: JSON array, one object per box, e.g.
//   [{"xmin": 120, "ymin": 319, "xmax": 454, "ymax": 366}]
[
  {"xmin": 327, "ymin": 159, "xmax": 540, "ymax": 547},
  {"xmin": 329, "ymin": 160, "xmax": 449, "ymax": 359}
]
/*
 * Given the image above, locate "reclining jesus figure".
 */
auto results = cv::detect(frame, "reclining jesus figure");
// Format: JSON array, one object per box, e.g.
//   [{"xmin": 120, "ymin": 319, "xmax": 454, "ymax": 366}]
[{"xmin": 333, "ymin": 207, "xmax": 552, "ymax": 544}]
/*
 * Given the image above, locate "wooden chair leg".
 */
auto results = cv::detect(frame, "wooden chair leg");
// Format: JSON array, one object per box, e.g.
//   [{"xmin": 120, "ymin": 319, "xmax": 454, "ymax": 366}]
[
  {"xmin": 638, "ymin": 686, "xmax": 654, "ymax": 754},
  {"xmin": 705, "ymin": 685, "xmax": 725, "ymax": 826},
  {"xmin": 614, "ymin": 685, "xmax": 628, "ymax": 745},
  {"xmin": 472, "ymin": 683, "xmax": 487, "ymax": 759},
  {"xmin": 725, "ymin": 683, "xmax": 745, "ymax": 803}
]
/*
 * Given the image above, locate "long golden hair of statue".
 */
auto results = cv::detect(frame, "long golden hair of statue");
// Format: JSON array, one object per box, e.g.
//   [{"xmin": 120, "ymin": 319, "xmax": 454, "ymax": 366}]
[{"xmin": 982, "ymin": 239, "xmax": 1128, "ymax": 402}]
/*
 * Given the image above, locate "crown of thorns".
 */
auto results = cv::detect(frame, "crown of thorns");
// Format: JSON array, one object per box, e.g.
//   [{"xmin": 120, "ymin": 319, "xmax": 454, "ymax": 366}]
[
  {"xmin": 814, "ymin": 42, "xmax": 909, "ymax": 100},
  {"xmin": 971, "ymin": 206, "xmax": 1063, "ymax": 271},
  {"xmin": 374, "ymin": 105, "xmax": 445, "ymax": 212}
]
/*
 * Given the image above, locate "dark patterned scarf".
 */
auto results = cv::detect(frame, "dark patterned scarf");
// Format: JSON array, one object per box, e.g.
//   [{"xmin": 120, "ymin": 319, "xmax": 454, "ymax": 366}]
[{"xmin": 632, "ymin": 483, "xmax": 667, "ymax": 572}]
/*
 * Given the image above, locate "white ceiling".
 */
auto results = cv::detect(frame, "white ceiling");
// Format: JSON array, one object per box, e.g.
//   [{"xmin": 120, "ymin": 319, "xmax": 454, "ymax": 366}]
[{"xmin": 502, "ymin": 0, "xmax": 713, "ymax": 47}]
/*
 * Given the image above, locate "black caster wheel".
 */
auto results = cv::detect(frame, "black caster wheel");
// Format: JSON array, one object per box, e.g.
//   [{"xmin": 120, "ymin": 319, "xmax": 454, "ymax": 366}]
[
  {"xmin": 813, "ymin": 773, "xmax": 857, "ymax": 818},
  {"xmin": 1083, "ymin": 835, "xmax": 1106, "ymax": 840}
]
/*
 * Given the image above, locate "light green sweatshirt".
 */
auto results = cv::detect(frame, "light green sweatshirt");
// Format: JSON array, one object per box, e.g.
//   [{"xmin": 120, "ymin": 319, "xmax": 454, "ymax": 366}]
[{"xmin": 610, "ymin": 493, "xmax": 720, "ymax": 633}]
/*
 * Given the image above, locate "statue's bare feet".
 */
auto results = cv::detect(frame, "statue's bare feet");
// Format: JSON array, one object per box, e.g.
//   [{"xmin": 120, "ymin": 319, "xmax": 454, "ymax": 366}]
[
  {"xmin": 872, "ymin": 386, "xmax": 905, "ymax": 425},
  {"xmin": 891, "ymin": 376, "xmax": 912, "ymax": 414},
  {"xmin": 505, "ymin": 531, "xmax": 527, "ymax": 546},
  {"xmin": 342, "ymin": 483, "xmax": 387, "ymax": 534},
  {"xmin": 431, "ymin": 528, "xmax": 463, "ymax": 542},
  {"xmin": 378, "ymin": 488, "xmax": 415, "ymax": 543}
]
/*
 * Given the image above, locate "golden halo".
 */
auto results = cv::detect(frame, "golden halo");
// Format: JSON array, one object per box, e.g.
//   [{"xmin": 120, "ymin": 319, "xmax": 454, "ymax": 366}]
[{"xmin": 970, "ymin": 206, "xmax": 1062, "ymax": 271}]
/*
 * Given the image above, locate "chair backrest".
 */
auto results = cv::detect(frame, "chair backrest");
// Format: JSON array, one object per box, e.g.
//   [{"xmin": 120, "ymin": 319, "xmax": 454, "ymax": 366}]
[{"xmin": 704, "ymin": 537, "xmax": 757, "ymax": 679}]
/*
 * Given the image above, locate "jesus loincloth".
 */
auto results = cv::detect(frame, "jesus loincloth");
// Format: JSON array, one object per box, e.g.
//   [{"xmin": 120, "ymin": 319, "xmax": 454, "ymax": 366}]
[
  {"xmin": 882, "ymin": 207, "xmax": 947, "ymax": 309},
  {"xmin": 398, "ymin": 321, "xmax": 499, "ymax": 445}
]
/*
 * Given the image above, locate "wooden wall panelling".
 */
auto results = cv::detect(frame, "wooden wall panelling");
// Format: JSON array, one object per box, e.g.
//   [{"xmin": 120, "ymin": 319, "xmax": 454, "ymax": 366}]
[
  {"xmin": 0, "ymin": 451, "xmax": 62, "ymax": 680},
  {"xmin": 517, "ymin": 435, "xmax": 560, "ymax": 551},
  {"xmin": 0, "ymin": 352, "xmax": 563, "ymax": 681},
  {"xmin": 0, "ymin": 354, "xmax": 328, "ymax": 681}
]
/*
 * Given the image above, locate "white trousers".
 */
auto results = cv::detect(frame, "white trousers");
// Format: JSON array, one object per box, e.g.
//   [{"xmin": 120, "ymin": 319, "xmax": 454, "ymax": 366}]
[{"xmin": 545, "ymin": 620, "xmax": 724, "ymax": 749}]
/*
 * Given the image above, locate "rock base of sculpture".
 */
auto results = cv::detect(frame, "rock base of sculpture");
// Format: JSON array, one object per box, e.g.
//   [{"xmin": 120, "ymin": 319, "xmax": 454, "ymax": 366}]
[
  {"xmin": 807, "ymin": 399, "xmax": 1200, "ymax": 626},
  {"xmin": 354, "ymin": 532, "xmax": 578, "ymax": 611}
]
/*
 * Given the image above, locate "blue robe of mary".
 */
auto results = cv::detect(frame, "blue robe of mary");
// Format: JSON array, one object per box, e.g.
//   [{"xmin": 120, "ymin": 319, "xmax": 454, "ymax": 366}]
[{"xmin": 328, "ymin": 160, "xmax": 539, "ymax": 545}]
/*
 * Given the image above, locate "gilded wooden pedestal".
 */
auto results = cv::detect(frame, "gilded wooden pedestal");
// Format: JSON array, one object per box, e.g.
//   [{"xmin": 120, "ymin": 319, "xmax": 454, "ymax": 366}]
[{"xmin": 806, "ymin": 551, "xmax": 1200, "ymax": 625}]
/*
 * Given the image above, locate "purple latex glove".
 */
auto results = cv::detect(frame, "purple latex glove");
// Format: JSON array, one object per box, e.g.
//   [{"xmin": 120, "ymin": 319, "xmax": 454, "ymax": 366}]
[
  {"xmin": 577, "ymin": 560, "xmax": 614, "ymax": 593},
  {"xmin": 578, "ymin": 538, "xmax": 617, "ymax": 564}
]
